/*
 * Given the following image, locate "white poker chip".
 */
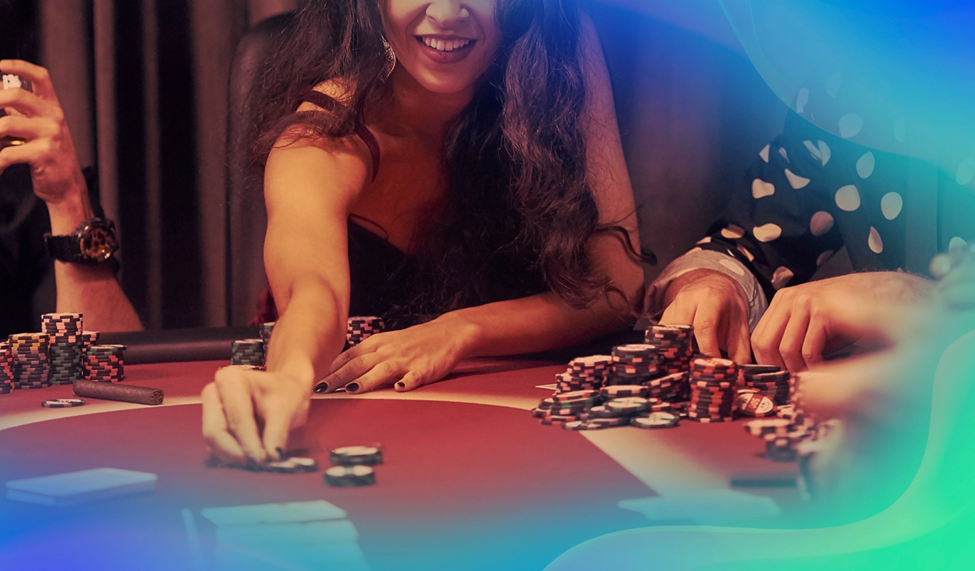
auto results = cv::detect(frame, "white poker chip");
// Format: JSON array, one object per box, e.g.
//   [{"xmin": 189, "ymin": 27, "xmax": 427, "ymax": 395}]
[{"xmin": 41, "ymin": 398, "xmax": 86, "ymax": 408}]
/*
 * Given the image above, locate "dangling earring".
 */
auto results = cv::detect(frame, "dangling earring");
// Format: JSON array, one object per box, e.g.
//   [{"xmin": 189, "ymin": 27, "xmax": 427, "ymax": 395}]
[{"xmin": 381, "ymin": 36, "xmax": 397, "ymax": 82}]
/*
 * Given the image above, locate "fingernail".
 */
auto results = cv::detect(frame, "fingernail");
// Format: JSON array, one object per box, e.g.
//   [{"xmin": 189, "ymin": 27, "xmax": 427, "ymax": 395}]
[
  {"xmin": 345, "ymin": 382, "xmax": 360, "ymax": 393},
  {"xmin": 313, "ymin": 381, "xmax": 329, "ymax": 393},
  {"xmin": 276, "ymin": 447, "xmax": 285, "ymax": 461},
  {"xmin": 394, "ymin": 381, "xmax": 406, "ymax": 391},
  {"xmin": 245, "ymin": 453, "xmax": 261, "ymax": 472}
]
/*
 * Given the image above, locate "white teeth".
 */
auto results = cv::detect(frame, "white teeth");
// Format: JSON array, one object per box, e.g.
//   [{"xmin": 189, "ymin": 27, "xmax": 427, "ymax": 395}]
[{"xmin": 421, "ymin": 37, "xmax": 473, "ymax": 52}]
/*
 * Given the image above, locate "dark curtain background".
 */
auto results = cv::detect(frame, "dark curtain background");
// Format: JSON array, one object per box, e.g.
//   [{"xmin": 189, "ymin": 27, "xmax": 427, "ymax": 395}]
[{"xmin": 6, "ymin": 0, "xmax": 296, "ymax": 329}]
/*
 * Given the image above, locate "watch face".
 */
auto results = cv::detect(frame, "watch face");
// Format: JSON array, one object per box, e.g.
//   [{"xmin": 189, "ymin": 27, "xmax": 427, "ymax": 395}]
[{"xmin": 78, "ymin": 221, "xmax": 118, "ymax": 262}]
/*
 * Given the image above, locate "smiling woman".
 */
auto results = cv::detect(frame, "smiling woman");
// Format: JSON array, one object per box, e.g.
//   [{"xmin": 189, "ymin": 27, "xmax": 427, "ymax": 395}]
[{"xmin": 203, "ymin": 0, "xmax": 645, "ymax": 466}]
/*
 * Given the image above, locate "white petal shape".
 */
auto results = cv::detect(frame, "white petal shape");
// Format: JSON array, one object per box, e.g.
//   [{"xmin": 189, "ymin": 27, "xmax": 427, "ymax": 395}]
[
  {"xmin": 759, "ymin": 144, "xmax": 770, "ymax": 163},
  {"xmin": 796, "ymin": 88, "xmax": 810, "ymax": 114},
  {"xmin": 816, "ymin": 250, "xmax": 834, "ymax": 267},
  {"xmin": 753, "ymin": 223, "xmax": 782, "ymax": 243},
  {"xmin": 720, "ymin": 259, "xmax": 747, "ymax": 276},
  {"xmin": 779, "ymin": 147, "xmax": 790, "ymax": 163},
  {"xmin": 835, "ymin": 185, "xmax": 861, "ymax": 211},
  {"xmin": 803, "ymin": 140, "xmax": 821, "ymax": 162},
  {"xmin": 856, "ymin": 152, "xmax": 875, "ymax": 178},
  {"xmin": 839, "ymin": 114, "xmax": 863, "ymax": 139},
  {"xmin": 737, "ymin": 245, "xmax": 755, "ymax": 261},
  {"xmin": 868, "ymin": 226, "xmax": 884, "ymax": 254},
  {"xmin": 825, "ymin": 73, "xmax": 843, "ymax": 98},
  {"xmin": 957, "ymin": 158, "xmax": 975, "ymax": 185},
  {"xmin": 809, "ymin": 211, "xmax": 835, "ymax": 236},
  {"xmin": 752, "ymin": 179, "xmax": 776, "ymax": 199},
  {"xmin": 784, "ymin": 169, "xmax": 811, "ymax": 189},
  {"xmin": 949, "ymin": 236, "xmax": 968, "ymax": 252},
  {"xmin": 818, "ymin": 141, "xmax": 831, "ymax": 166},
  {"xmin": 696, "ymin": 236, "xmax": 712, "ymax": 245},
  {"xmin": 771, "ymin": 266, "xmax": 795, "ymax": 290},
  {"xmin": 721, "ymin": 224, "xmax": 746, "ymax": 239},
  {"xmin": 894, "ymin": 116, "xmax": 906, "ymax": 142},
  {"xmin": 881, "ymin": 192, "xmax": 903, "ymax": 221}
]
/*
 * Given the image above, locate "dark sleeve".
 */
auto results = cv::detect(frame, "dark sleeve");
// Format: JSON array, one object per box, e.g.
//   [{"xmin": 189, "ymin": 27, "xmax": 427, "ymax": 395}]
[{"xmin": 696, "ymin": 112, "xmax": 845, "ymax": 301}]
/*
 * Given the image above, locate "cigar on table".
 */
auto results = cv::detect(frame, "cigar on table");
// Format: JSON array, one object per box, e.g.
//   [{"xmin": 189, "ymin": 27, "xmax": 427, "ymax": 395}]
[{"xmin": 73, "ymin": 380, "xmax": 164, "ymax": 406}]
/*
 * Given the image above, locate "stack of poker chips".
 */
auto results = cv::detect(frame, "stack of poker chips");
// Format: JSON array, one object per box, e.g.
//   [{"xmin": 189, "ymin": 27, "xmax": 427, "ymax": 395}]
[
  {"xmin": 645, "ymin": 371, "xmax": 689, "ymax": 405},
  {"xmin": 10, "ymin": 332, "xmax": 51, "ymax": 389},
  {"xmin": 346, "ymin": 316, "xmax": 384, "ymax": 347},
  {"xmin": 645, "ymin": 324, "xmax": 695, "ymax": 374},
  {"xmin": 260, "ymin": 321, "xmax": 275, "ymax": 357},
  {"xmin": 556, "ymin": 355, "xmax": 611, "ymax": 392},
  {"xmin": 687, "ymin": 357, "xmax": 738, "ymax": 422},
  {"xmin": 0, "ymin": 341, "xmax": 14, "ymax": 395},
  {"xmin": 324, "ymin": 445, "xmax": 383, "ymax": 487},
  {"xmin": 84, "ymin": 344, "xmax": 125, "ymax": 382},
  {"xmin": 741, "ymin": 365, "xmax": 792, "ymax": 405},
  {"xmin": 532, "ymin": 387, "xmax": 680, "ymax": 430},
  {"xmin": 41, "ymin": 312, "xmax": 84, "ymax": 385},
  {"xmin": 230, "ymin": 339, "xmax": 265, "ymax": 367},
  {"xmin": 608, "ymin": 344, "xmax": 660, "ymax": 385},
  {"xmin": 80, "ymin": 331, "xmax": 99, "ymax": 377}
]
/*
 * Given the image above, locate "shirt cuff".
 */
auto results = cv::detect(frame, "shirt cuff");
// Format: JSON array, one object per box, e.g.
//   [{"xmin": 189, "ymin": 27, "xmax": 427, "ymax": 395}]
[{"xmin": 645, "ymin": 249, "xmax": 769, "ymax": 331}]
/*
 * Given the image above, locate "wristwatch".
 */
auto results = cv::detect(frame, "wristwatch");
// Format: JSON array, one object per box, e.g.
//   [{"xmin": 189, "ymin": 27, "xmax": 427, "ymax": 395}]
[{"xmin": 44, "ymin": 218, "xmax": 119, "ymax": 265}]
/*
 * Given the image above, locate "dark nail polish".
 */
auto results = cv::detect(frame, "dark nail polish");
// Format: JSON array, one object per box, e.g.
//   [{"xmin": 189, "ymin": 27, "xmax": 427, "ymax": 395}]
[
  {"xmin": 345, "ymin": 382, "xmax": 359, "ymax": 393},
  {"xmin": 314, "ymin": 381, "xmax": 329, "ymax": 393},
  {"xmin": 245, "ymin": 453, "xmax": 261, "ymax": 472},
  {"xmin": 276, "ymin": 447, "xmax": 285, "ymax": 461},
  {"xmin": 394, "ymin": 381, "xmax": 406, "ymax": 390}
]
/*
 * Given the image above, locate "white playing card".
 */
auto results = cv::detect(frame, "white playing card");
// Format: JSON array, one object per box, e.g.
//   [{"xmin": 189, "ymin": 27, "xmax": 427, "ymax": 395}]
[
  {"xmin": 201, "ymin": 500, "xmax": 347, "ymax": 527},
  {"xmin": 618, "ymin": 490, "xmax": 782, "ymax": 523},
  {"xmin": 5, "ymin": 468, "xmax": 157, "ymax": 507}
]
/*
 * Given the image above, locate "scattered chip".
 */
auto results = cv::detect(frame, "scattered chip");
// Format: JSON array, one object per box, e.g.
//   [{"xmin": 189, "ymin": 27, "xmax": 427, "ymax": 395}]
[{"xmin": 324, "ymin": 465, "xmax": 375, "ymax": 487}]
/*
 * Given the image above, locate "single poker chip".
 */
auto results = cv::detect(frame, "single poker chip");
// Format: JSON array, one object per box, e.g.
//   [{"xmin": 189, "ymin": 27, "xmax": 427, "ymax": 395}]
[
  {"xmin": 265, "ymin": 457, "xmax": 319, "ymax": 473},
  {"xmin": 552, "ymin": 390, "xmax": 598, "ymax": 403},
  {"xmin": 562, "ymin": 419, "xmax": 610, "ymax": 431},
  {"xmin": 324, "ymin": 465, "xmax": 376, "ymax": 487},
  {"xmin": 586, "ymin": 405, "xmax": 626, "ymax": 419},
  {"xmin": 540, "ymin": 413, "xmax": 579, "ymax": 425},
  {"xmin": 41, "ymin": 398, "xmax": 86, "ymax": 408},
  {"xmin": 330, "ymin": 445, "xmax": 383, "ymax": 467},
  {"xmin": 630, "ymin": 411, "xmax": 679, "ymax": 428},
  {"xmin": 739, "ymin": 364, "xmax": 781, "ymax": 377},
  {"xmin": 737, "ymin": 392, "xmax": 777, "ymax": 417},
  {"xmin": 605, "ymin": 397, "xmax": 650, "ymax": 415},
  {"xmin": 600, "ymin": 385, "xmax": 648, "ymax": 399}
]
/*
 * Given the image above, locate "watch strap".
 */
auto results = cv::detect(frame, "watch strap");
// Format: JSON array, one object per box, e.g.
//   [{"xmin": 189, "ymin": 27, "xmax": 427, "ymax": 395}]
[{"xmin": 44, "ymin": 233, "xmax": 87, "ymax": 264}]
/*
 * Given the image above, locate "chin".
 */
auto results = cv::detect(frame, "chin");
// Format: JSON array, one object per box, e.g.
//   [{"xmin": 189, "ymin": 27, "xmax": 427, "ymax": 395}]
[{"xmin": 414, "ymin": 73, "xmax": 478, "ymax": 96}]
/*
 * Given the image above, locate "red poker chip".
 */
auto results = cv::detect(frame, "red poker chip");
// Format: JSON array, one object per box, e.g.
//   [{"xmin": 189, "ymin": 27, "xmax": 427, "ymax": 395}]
[{"xmin": 737, "ymin": 392, "xmax": 777, "ymax": 416}]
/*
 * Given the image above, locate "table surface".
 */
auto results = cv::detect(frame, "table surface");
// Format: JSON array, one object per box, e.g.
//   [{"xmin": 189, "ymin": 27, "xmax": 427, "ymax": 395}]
[{"xmin": 0, "ymin": 355, "xmax": 804, "ymax": 571}]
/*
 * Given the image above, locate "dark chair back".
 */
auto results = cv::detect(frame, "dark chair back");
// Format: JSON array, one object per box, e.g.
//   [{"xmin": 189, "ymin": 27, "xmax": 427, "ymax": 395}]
[{"xmin": 225, "ymin": 12, "xmax": 294, "ymax": 325}]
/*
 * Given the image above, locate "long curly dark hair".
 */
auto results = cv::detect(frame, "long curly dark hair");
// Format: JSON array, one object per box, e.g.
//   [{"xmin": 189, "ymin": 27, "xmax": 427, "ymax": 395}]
[{"xmin": 252, "ymin": 0, "xmax": 634, "ymax": 326}]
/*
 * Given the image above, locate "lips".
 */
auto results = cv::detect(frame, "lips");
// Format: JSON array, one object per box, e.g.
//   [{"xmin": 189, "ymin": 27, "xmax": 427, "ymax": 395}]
[{"xmin": 415, "ymin": 36, "xmax": 477, "ymax": 64}]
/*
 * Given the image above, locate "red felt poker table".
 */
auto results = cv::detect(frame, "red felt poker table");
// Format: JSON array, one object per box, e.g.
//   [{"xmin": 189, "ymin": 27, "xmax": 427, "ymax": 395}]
[{"xmin": 0, "ymin": 329, "xmax": 803, "ymax": 571}]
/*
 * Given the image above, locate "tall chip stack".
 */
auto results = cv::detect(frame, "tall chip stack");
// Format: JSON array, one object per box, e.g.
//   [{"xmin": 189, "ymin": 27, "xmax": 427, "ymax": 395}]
[
  {"xmin": 260, "ymin": 322, "xmax": 275, "ymax": 362},
  {"xmin": 0, "ymin": 341, "xmax": 14, "ymax": 395},
  {"xmin": 742, "ymin": 371, "xmax": 824, "ymax": 463},
  {"xmin": 559, "ymin": 355, "xmax": 611, "ymax": 392},
  {"xmin": 687, "ymin": 357, "xmax": 738, "ymax": 422},
  {"xmin": 607, "ymin": 344, "xmax": 659, "ymax": 385},
  {"xmin": 80, "ymin": 332, "xmax": 99, "ymax": 380},
  {"xmin": 230, "ymin": 339, "xmax": 265, "ymax": 367},
  {"xmin": 85, "ymin": 344, "xmax": 126, "ymax": 382},
  {"xmin": 10, "ymin": 332, "xmax": 51, "ymax": 389},
  {"xmin": 346, "ymin": 316, "xmax": 384, "ymax": 348},
  {"xmin": 645, "ymin": 324, "xmax": 695, "ymax": 375},
  {"xmin": 741, "ymin": 366, "xmax": 792, "ymax": 405},
  {"xmin": 41, "ymin": 313, "xmax": 84, "ymax": 385}
]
